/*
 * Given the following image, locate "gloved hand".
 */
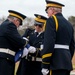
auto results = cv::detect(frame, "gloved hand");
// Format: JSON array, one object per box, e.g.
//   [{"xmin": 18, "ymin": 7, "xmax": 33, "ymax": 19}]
[
  {"xmin": 41, "ymin": 68, "xmax": 49, "ymax": 75},
  {"xmin": 22, "ymin": 48, "xmax": 29, "ymax": 58},
  {"xmin": 23, "ymin": 37, "xmax": 29, "ymax": 41},
  {"xmin": 28, "ymin": 46, "xmax": 36, "ymax": 53}
]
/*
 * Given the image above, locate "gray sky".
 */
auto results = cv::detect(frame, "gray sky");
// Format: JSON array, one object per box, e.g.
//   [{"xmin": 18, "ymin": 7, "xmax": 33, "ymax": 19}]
[{"xmin": 0, "ymin": 0, "xmax": 75, "ymax": 19}]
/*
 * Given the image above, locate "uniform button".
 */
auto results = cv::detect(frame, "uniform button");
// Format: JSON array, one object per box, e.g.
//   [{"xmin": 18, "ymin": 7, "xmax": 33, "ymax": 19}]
[{"xmin": 7, "ymin": 58, "xmax": 9, "ymax": 60}]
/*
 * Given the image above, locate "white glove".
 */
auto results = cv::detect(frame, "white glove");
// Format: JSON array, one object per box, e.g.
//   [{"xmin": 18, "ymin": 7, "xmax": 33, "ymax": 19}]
[
  {"xmin": 22, "ymin": 48, "xmax": 29, "ymax": 58},
  {"xmin": 28, "ymin": 46, "xmax": 36, "ymax": 53},
  {"xmin": 23, "ymin": 37, "xmax": 29, "ymax": 41},
  {"xmin": 41, "ymin": 68, "xmax": 49, "ymax": 75}
]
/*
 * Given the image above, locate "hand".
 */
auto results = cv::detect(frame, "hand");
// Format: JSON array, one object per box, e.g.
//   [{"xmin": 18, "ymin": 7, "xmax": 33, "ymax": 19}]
[
  {"xmin": 23, "ymin": 37, "xmax": 29, "ymax": 41},
  {"xmin": 22, "ymin": 48, "xmax": 29, "ymax": 58},
  {"xmin": 28, "ymin": 46, "xmax": 36, "ymax": 53},
  {"xmin": 41, "ymin": 68, "xmax": 49, "ymax": 75}
]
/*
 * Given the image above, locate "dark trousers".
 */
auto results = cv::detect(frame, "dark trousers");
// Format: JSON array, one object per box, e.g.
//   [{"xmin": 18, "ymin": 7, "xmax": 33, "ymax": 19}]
[
  {"xmin": 49, "ymin": 69, "xmax": 70, "ymax": 75},
  {"xmin": 17, "ymin": 58, "xmax": 28, "ymax": 75},
  {"xmin": 26, "ymin": 61, "xmax": 43, "ymax": 75},
  {"xmin": 17, "ymin": 58, "xmax": 43, "ymax": 75},
  {"xmin": 0, "ymin": 57, "xmax": 15, "ymax": 75}
]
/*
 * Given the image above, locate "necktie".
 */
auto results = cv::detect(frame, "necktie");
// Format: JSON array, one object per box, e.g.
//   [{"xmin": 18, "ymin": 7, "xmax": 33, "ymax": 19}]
[{"xmin": 35, "ymin": 32, "xmax": 38, "ymax": 37}]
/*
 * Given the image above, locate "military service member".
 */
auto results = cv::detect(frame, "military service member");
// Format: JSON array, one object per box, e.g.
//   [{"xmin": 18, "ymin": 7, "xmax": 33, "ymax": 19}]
[
  {"xmin": 0, "ymin": 10, "xmax": 28, "ymax": 75},
  {"xmin": 41, "ymin": 0, "xmax": 74, "ymax": 75},
  {"xmin": 17, "ymin": 14, "xmax": 47, "ymax": 75}
]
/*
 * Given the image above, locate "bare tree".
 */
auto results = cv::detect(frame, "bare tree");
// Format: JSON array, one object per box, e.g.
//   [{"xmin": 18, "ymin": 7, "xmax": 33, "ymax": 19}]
[{"xmin": 68, "ymin": 16, "xmax": 75, "ymax": 40}]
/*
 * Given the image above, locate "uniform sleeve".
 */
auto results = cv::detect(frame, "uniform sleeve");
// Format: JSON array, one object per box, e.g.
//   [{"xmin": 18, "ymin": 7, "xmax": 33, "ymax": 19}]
[
  {"xmin": 69, "ymin": 28, "xmax": 74, "ymax": 59},
  {"xmin": 5, "ymin": 23, "xmax": 26, "ymax": 49},
  {"xmin": 41, "ymin": 18, "xmax": 56, "ymax": 69}
]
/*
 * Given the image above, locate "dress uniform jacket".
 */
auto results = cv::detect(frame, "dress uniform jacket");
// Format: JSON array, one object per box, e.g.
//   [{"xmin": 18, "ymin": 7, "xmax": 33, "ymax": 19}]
[
  {"xmin": 42, "ymin": 13, "xmax": 74, "ymax": 71},
  {"xmin": 0, "ymin": 19, "xmax": 26, "ymax": 61},
  {"xmin": 23, "ymin": 28, "xmax": 44, "ymax": 57},
  {"xmin": 17, "ymin": 28, "xmax": 44, "ymax": 75}
]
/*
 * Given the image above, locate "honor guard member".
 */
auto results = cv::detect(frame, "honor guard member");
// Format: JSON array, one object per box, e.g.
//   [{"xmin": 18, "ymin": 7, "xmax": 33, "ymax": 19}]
[
  {"xmin": 0, "ymin": 10, "xmax": 28, "ymax": 75},
  {"xmin": 41, "ymin": 0, "xmax": 74, "ymax": 75},
  {"xmin": 17, "ymin": 14, "xmax": 47, "ymax": 75}
]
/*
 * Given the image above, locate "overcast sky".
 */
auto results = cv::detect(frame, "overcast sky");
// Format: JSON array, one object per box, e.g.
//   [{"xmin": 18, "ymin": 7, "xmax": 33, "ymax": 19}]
[{"xmin": 0, "ymin": 0, "xmax": 75, "ymax": 19}]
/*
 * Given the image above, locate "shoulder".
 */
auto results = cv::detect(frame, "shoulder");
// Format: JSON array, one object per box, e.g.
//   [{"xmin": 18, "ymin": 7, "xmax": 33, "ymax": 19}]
[
  {"xmin": 1, "ymin": 19, "xmax": 16, "ymax": 28},
  {"xmin": 46, "ymin": 16, "xmax": 55, "ymax": 26},
  {"xmin": 26, "ymin": 28, "xmax": 34, "ymax": 32},
  {"xmin": 23, "ymin": 28, "xmax": 34, "ymax": 37},
  {"xmin": 47, "ymin": 16, "xmax": 55, "ymax": 24},
  {"xmin": 25, "ymin": 28, "xmax": 34, "ymax": 34}
]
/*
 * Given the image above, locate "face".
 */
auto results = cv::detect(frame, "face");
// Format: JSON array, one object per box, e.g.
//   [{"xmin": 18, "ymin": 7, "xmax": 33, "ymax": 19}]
[
  {"xmin": 13, "ymin": 18, "xmax": 21, "ymax": 27},
  {"xmin": 46, "ymin": 7, "xmax": 54, "ymax": 17},
  {"xmin": 34, "ymin": 24, "xmax": 43, "ymax": 32}
]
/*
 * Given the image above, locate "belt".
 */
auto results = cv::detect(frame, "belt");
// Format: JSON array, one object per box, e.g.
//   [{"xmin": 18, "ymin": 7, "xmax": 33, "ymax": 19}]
[
  {"xmin": 0, "ymin": 48, "xmax": 15, "ymax": 56},
  {"xmin": 32, "ymin": 57, "xmax": 42, "ymax": 62},
  {"xmin": 54, "ymin": 44, "xmax": 69, "ymax": 49}
]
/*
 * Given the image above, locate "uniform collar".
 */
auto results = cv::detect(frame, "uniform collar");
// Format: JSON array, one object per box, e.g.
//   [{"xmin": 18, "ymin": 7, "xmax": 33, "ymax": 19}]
[
  {"xmin": 34, "ymin": 30, "xmax": 43, "ymax": 36},
  {"xmin": 55, "ymin": 13, "xmax": 63, "ymax": 16}
]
